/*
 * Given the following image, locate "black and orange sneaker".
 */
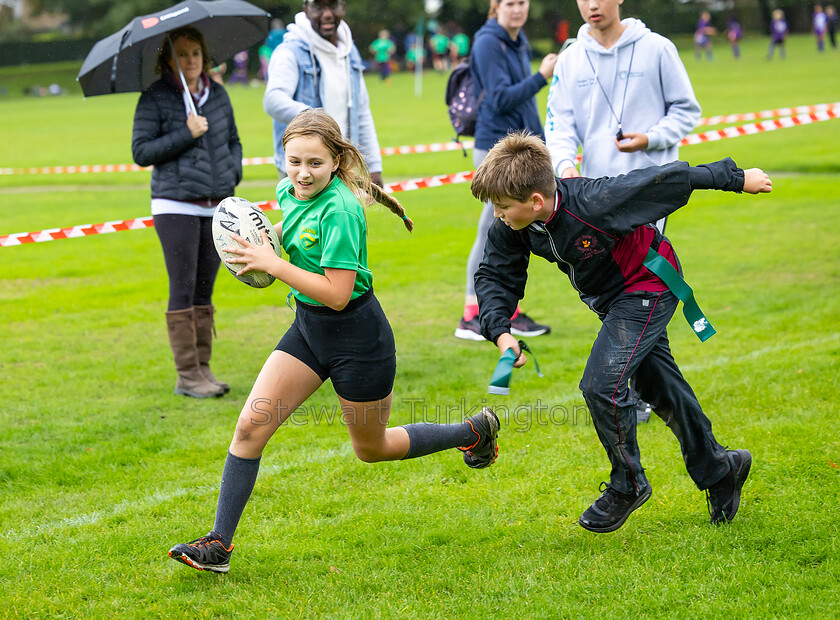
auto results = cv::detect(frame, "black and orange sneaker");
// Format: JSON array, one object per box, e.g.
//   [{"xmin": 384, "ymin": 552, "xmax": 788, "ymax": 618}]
[
  {"xmin": 168, "ymin": 533, "xmax": 233, "ymax": 573},
  {"xmin": 706, "ymin": 449, "xmax": 752, "ymax": 525},
  {"xmin": 459, "ymin": 407, "xmax": 500, "ymax": 469}
]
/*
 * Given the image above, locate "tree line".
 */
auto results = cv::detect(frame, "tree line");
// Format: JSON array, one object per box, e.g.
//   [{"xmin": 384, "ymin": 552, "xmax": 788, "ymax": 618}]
[{"xmin": 19, "ymin": 0, "xmax": 823, "ymax": 49}]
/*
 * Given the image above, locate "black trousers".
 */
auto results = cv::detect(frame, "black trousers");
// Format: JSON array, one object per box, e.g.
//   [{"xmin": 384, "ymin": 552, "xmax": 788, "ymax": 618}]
[
  {"xmin": 154, "ymin": 214, "xmax": 220, "ymax": 311},
  {"xmin": 579, "ymin": 291, "xmax": 729, "ymax": 495}
]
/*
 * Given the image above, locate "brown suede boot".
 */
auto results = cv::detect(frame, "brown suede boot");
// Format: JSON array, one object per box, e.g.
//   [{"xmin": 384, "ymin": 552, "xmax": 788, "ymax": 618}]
[
  {"xmin": 166, "ymin": 308, "xmax": 225, "ymax": 398},
  {"xmin": 193, "ymin": 304, "xmax": 230, "ymax": 394}
]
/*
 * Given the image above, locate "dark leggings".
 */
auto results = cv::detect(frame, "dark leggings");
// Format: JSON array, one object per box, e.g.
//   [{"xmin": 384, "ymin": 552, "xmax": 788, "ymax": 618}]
[{"xmin": 154, "ymin": 214, "xmax": 220, "ymax": 311}]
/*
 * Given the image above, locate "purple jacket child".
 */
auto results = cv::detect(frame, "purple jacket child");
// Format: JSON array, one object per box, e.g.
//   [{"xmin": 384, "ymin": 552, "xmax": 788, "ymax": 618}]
[{"xmin": 768, "ymin": 10, "xmax": 788, "ymax": 59}]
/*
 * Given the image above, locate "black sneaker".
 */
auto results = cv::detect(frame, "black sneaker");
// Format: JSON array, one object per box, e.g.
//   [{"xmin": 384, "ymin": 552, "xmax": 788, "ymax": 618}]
[
  {"xmin": 706, "ymin": 449, "xmax": 752, "ymax": 525},
  {"xmin": 510, "ymin": 312, "xmax": 551, "ymax": 337},
  {"xmin": 168, "ymin": 533, "xmax": 234, "ymax": 573},
  {"xmin": 636, "ymin": 400, "xmax": 652, "ymax": 423},
  {"xmin": 459, "ymin": 407, "xmax": 500, "ymax": 468},
  {"xmin": 454, "ymin": 316, "xmax": 486, "ymax": 341},
  {"xmin": 579, "ymin": 482, "xmax": 652, "ymax": 533}
]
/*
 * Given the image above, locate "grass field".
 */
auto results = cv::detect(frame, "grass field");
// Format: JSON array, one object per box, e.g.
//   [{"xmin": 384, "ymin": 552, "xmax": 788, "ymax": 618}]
[{"xmin": 1, "ymin": 34, "xmax": 839, "ymax": 618}]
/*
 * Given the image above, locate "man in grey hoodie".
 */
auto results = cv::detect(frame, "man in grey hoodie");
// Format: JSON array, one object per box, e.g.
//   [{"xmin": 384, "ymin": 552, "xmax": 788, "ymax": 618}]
[
  {"xmin": 545, "ymin": 0, "xmax": 700, "ymax": 234},
  {"xmin": 263, "ymin": 0, "xmax": 383, "ymax": 186}
]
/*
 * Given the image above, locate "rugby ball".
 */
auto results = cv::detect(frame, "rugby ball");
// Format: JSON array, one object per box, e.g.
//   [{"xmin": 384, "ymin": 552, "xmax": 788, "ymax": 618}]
[{"xmin": 212, "ymin": 197, "xmax": 282, "ymax": 289}]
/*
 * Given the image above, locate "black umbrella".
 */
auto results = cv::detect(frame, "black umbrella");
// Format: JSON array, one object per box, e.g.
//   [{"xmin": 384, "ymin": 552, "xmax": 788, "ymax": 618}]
[{"xmin": 77, "ymin": 0, "xmax": 269, "ymax": 98}]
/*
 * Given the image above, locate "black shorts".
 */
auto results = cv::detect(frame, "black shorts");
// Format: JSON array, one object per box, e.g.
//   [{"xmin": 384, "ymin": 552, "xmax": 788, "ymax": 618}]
[{"xmin": 275, "ymin": 288, "xmax": 396, "ymax": 402}]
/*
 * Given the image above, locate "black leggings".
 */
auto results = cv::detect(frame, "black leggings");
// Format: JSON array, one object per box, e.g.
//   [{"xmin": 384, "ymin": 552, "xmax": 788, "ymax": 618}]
[{"xmin": 154, "ymin": 214, "xmax": 220, "ymax": 311}]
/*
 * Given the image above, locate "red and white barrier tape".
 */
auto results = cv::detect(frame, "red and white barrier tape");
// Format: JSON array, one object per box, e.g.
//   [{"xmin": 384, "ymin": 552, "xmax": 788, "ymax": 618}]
[
  {"xmin": 250, "ymin": 171, "xmax": 476, "ymax": 212},
  {"xmin": 2, "ymin": 106, "xmax": 838, "ymax": 248},
  {"xmin": 0, "ymin": 143, "xmax": 477, "ymax": 177},
  {"xmin": 380, "ymin": 140, "xmax": 474, "ymax": 156},
  {"xmin": 0, "ymin": 171, "xmax": 475, "ymax": 247},
  {"xmin": 0, "ymin": 216, "xmax": 157, "ymax": 246},
  {"xmin": 679, "ymin": 106, "xmax": 840, "ymax": 146},
  {"xmin": 0, "ymin": 162, "xmax": 149, "ymax": 176},
  {"xmin": 4, "ymin": 101, "xmax": 836, "ymax": 177},
  {"xmin": 695, "ymin": 102, "xmax": 840, "ymax": 127}
]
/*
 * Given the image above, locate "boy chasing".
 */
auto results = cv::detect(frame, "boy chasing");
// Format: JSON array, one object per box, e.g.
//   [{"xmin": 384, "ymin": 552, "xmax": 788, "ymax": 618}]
[{"xmin": 472, "ymin": 132, "xmax": 771, "ymax": 532}]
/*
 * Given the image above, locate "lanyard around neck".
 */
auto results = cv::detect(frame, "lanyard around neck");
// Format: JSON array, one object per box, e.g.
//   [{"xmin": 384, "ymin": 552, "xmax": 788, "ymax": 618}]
[{"xmin": 585, "ymin": 42, "xmax": 636, "ymax": 135}]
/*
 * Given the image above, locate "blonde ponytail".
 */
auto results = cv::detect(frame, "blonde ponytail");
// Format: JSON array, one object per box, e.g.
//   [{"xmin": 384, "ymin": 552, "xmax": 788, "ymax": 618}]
[
  {"xmin": 283, "ymin": 109, "xmax": 414, "ymax": 232},
  {"xmin": 370, "ymin": 183, "xmax": 414, "ymax": 232}
]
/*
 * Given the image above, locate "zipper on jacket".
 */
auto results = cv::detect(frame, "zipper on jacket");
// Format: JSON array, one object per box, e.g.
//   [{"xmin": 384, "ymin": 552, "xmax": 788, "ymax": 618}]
[
  {"xmin": 531, "ymin": 222, "xmax": 580, "ymax": 291},
  {"xmin": 198, "ymin": 103, "xmax": 219, "ymax": 197},
  {"xmin": 531, "ymin": 222, "xmax": 596, "ymax": 311},
  {"xmin": 201, "ymin": 124, "xmax": 218, "ymax": 198}
]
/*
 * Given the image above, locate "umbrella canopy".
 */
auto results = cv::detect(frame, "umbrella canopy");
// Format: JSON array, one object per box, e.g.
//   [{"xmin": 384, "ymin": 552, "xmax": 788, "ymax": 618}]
[{"xmin": 77, "ymin": 0, "xmax": 269, "ymax": 97}]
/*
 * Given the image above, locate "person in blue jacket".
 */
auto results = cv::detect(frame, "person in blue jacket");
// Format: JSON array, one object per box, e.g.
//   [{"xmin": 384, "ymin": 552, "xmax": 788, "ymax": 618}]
[{"xmin": 455, "ymin": 0, "xmax": 557, "ymax": 342}]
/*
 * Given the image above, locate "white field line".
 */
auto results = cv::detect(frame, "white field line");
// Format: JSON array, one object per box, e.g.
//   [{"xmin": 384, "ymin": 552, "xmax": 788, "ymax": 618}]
[
  {"xmin": 679, "ymin": 332, "xmax": 840, "ymax": 373},
  {"xmin": 3, "ymin": 445, "xmax": 351, "ymax": 543},
  {"xmin": 4, "ymin": 334, "xmax": 837, "ymax": 542}
]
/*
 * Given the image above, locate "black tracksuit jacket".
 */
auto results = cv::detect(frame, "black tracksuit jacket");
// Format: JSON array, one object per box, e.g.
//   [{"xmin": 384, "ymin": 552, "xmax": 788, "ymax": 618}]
[{"xmin": 474, "ymin": 158, "xmax": 745, "ymax": 343}]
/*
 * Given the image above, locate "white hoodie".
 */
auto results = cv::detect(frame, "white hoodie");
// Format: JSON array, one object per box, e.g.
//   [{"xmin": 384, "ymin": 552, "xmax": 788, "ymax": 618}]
[
  {"xmin": 292, "ymin": 12, "xmax": 353, "ymax": 134},
  {"xmin": 545, "ymin": 18, "xmax": 700, "ymax": 178},
  {"xmin": 263, "ymin": 12, "xmax": 382, "ymax": 172}
]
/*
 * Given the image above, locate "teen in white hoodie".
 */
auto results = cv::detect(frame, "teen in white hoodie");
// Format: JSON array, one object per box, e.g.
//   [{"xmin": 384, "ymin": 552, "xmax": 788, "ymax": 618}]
[{"xmin": 546, "ymin": 0, "xmax": 700, "ymax": 194}]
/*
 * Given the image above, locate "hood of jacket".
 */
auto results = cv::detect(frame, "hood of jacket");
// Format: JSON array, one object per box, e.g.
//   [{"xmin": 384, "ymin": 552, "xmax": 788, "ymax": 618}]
[{"xmin": 576, "ymin": 18, "xmax": 649, "ymax": 54}]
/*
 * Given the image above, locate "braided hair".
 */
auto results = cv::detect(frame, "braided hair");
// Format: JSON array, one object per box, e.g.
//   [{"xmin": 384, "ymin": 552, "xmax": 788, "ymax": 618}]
[{"xmin": 282, "ymin": 109, "xmax": 414, "ymax": 231}]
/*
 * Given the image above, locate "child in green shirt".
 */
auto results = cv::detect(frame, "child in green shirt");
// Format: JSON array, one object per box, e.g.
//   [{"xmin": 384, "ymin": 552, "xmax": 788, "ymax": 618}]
[
  {"xmin": 168, "ymin": 109, "xmax": 501, "ymax": 573},
  {"xmin": 430, "ymin": 31, "xmax": 450, "ymax": 72},
  {"xmin": 369, "ymin": 29, "xmax": 396, "ymax": 81}
]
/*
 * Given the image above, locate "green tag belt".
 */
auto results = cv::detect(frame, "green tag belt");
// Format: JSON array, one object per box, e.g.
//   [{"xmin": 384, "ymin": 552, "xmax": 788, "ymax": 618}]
[{"xmin": 643, "ymin": 248, "xmax": 716, "ymax": 342}]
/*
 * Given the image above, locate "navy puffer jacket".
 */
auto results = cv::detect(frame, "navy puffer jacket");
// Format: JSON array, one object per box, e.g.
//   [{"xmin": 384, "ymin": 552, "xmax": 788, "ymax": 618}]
[{"xmin": 132, "ymin": 76, "xmax": 242, "ymax": 201}]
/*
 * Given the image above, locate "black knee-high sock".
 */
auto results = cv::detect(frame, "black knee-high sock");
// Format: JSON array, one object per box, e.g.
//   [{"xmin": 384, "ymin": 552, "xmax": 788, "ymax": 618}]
[
  {"xmin": 211, "ymin": 452, "xmax": 261, "ymax": 545},
  {"xmin": 401, "ymin": 422, "xmax": 478, "ymax": 459}
]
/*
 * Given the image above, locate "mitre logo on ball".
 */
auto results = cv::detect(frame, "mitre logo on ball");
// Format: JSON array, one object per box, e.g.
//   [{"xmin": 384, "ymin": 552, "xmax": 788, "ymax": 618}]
[{"xmin": 212, "ymin": 197, "xmax": 282, "ymax": 289}]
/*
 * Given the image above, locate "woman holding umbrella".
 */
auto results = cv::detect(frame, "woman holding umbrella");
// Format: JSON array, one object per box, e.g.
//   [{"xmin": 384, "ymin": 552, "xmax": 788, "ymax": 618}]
[{"xmin": 132, "ymin": 25, "xmax": 243, "ymax": 399}]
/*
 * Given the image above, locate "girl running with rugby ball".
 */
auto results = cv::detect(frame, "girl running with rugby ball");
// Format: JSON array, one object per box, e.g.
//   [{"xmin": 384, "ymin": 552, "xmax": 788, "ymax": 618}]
[{"xmin": 168, "ymin": 109, "xmax": 499, "ymax": 573}]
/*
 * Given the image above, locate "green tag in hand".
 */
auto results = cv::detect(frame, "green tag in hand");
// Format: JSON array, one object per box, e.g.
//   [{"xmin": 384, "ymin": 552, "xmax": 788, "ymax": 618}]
[
  {"xmin": 488, "ymin": 348, "xmax": 517, "ymax": 395},
  {"xmin": 488, "ymin": 339, "xmax": 544, "ymax": 395}
]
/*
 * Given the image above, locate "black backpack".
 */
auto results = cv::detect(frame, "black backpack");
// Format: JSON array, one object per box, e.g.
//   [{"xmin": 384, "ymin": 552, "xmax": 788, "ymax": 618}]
[{"xmin": 445, "ymin": 58, "xmax": 485, "ymax": 145}]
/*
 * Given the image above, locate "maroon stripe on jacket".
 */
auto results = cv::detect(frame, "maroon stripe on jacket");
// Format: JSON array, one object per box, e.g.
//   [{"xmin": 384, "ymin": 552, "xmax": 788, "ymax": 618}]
[{"xmin": 611, "ymin": 226, "xmax": 680, "ymax": 294}]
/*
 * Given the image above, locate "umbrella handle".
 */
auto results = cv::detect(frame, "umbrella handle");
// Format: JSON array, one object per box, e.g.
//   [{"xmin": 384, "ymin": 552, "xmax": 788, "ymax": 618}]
[{"xmin": 168, "ymin": 34, "xmax": 198, "ymax": 117}]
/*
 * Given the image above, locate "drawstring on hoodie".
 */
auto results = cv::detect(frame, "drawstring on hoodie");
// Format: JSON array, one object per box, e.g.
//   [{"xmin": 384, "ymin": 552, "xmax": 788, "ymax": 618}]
[
  {"xmin": 585, "ymin": 42, "xmax": 635, "ymax": 139},
  {"xmin": 295, "ymin": 12, "xmax": 354, "ymax": 127}
]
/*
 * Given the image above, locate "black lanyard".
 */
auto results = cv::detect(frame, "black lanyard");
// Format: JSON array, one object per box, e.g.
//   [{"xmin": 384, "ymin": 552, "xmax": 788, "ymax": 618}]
[{"xmin": 585, "ymin": 42, "xmax": 636, "ymax": 139}]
